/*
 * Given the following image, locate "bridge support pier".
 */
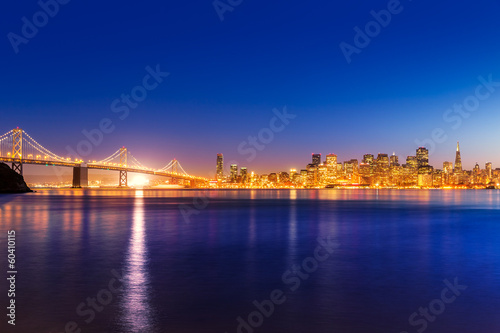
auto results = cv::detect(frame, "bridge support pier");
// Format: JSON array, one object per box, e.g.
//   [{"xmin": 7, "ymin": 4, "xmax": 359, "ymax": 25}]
[
  {"xmin": 11, "ymin": 162, "xmax": 22, "ymax": 175},
  {"xmin": 72, "ymin": 166, "xmax": 88, "ymax": 188},
  {"xmin": 119, "ymin": 170, "xmax": 127, "ymax": 187}
]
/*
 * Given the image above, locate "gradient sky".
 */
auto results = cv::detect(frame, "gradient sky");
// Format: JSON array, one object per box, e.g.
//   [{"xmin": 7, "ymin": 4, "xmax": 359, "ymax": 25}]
[{"xmin": 2, "ymin": 0, "xmax": 500, "ymax": 177}]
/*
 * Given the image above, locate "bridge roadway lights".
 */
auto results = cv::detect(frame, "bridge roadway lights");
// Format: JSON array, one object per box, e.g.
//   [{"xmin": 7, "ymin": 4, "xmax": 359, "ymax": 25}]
[
  {"xmin": 11, "ymin": 162, "xmax": 22, "ymax": 175},
  {"xmin": 119, "ymin": 170, "xmax": 127, "ymax": 187},
  {"xmin": 72, "ymin": 166, "xmax": 88, "ymax": 188}
]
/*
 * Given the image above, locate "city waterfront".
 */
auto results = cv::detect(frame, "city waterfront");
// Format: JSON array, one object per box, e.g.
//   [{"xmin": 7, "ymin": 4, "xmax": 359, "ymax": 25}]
[{"xmin": 1, "ymin": 189, "xmax": 500, "ymax": 332}]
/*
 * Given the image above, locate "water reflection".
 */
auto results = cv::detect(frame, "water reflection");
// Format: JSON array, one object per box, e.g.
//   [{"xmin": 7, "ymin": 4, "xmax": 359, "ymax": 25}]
[{"xmin": 121, "ymin": 191, "xmax": 153, "ymax": 331}]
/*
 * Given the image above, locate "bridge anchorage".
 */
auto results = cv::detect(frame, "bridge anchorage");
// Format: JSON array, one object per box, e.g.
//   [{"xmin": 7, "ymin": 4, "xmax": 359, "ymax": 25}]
[{"xmin": 0, "ymin": 128, "xmax": 209, "ymax": 188}]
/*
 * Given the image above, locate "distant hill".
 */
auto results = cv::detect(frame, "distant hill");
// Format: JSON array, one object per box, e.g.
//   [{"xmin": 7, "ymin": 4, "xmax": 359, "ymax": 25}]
[{"xmin": 0, "ymin": 163, "xmax": 33, "ymax": 193}]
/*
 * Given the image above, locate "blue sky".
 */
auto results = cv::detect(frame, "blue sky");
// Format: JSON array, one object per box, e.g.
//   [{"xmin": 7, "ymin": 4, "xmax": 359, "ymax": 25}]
[{"xmin": 2, "ymin": 0, "xmax": 500, "ymax": 175}]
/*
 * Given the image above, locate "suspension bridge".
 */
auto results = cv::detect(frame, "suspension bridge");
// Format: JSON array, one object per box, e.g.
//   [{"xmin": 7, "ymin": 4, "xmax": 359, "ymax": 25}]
[{"xmin": 0, "ymin": 128, "xmax": 209, "ymax": 187}]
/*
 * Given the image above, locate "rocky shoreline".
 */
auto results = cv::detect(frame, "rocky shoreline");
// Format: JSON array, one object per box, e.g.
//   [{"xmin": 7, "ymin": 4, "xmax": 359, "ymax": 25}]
[{"xmin": 0, "ymin": 163, "xmax": 33, "ymax": 194}]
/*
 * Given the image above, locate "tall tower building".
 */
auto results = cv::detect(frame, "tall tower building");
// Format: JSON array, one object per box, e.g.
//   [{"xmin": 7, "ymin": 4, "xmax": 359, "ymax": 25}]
[
  {"xmin": 363, "ymin": 154, "xmax": 374, "ymax": 165},
  {"xmin": 416, "ymin": 147, "xmax": 429, "ymax": 168},
  {"xmin": 326, "ymin": 154, "xmax": 337, "ymax": 179},
  {"xmin": 312, "ymin": 153, "xmax": 321, "ymax": 166},
  {"xmin": 390, "ymin": 153, "xmax": 399, "ymax": 166},
  {"xmin": 216, "ymin": 153, "xmax": 224, "ymax": 180},
  {"xmin": 454, "ymin": 142, "xmax": 462, "ymax": 173},
  {"xmin": 240, "ymin": 167, "xmax": 248, "ymax": 183},
  {"xmin": 443, "ymin": 162, "xmax": 453, "ymax": 174},
  {"xmin": 486, "ymin": 162, "xmax": 492, "ymax": 179},
  {"xmin": 230, "ymin": 164, "xmax": 238, "ymax": 182}
]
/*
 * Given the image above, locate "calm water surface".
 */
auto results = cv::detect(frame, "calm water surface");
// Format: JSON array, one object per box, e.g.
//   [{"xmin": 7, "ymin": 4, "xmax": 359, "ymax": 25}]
[{"xmin": 1, "ymin": 189, "xmax": 500, "ymax": 333}]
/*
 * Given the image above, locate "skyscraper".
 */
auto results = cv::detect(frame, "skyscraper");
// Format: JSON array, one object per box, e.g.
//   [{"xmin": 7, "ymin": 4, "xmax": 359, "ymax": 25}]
[
  {"xmin": 486, "ymin": 162, "xmax": 492, "ymax": 179},
  {"xmin": 312, "ymin": 153, "xmax": 321, "ymax": 166},
  {"xmin": 454, "ymin": 142, "xmax": 462, "ymax": 173},
  {"xmin": 416, "ymin": 147, "xmax": 429, "ymax": 168},
  {"xmin": 326, "ymin": 154, "xmax": 337, "ymax": 180},
  {"xmin": 216, "ymin": 153, "xmax": 224, "ymax": 180},
  {"xmin": 240, "ymin": 167, "xmax": 248, "ymax": 183},
  {"xmin": 390, "ymin": 153, "xmax": 399, "ymax": 166},
  {"xmin": 363, "ymin": 154, "xmax": 374, "ymax": 165},
  {"xmin": 230, "ymin": 164, "xmax": 238, "ymax": 182},
  {"xmin": 376, "ymin": 153, "xmax": 389, "ymax": 185},
  {"xmin": 443, "ymin": 162, "xmax": 453, "ymax": 174}
]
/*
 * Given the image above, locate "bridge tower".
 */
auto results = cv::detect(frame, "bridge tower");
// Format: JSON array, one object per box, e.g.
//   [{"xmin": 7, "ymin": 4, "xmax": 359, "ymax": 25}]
[
  {"xmin": 172, "ymin": 159, "xmax": 178, "ymax": 173},
  {"xmin": 170, "ymin": 159, "xmax": 178, "ymax": 184},
  {"xmin": 119, "ymin": 147, "xmax": 128, "ymax": 187},
  {"xmin": 12, "ymin": 128, "xmax": 23, "ymax": 175}
]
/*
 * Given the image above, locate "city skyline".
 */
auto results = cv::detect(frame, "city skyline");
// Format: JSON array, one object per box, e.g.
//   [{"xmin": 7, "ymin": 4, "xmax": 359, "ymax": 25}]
[
  {"xmin": 1, "ymin": 125, "xmax": 496, "ymax": 179},
  {"xmin": 212, "ymin": 142, "xmax": 499, "ymax": 189},
  {"xmin": 3, "ymin": 1, "xmax": 500, "ymax": 175}
]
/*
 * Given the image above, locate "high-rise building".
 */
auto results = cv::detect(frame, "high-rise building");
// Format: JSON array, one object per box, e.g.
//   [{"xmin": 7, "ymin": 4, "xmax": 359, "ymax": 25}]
[
  {"xmin": 216, "ymin": 153, "xmax": 224, "ymax": 180},
  {"xmin": 326, "ymin": 154, "xmax": 337, "ymax": 166},
  {"xmin": 473, "ymin": 163, "xmax": 480, "ymax": 174},
  {"xmin": 363, "ymin": 154, "xmax": 374, "ymax": 165},
  {"xmin": 406, "ymin": 156, "xmax": 418, "ymax": 169},
  {"xmin": 486, "ymin": 162, "xmax": 492, "ymax": 179},
  {"xmin": 240, "ymin": 167, "xmax": 248, "ymax": 183},
  {"xmin": 416, "ymin": 147, "xmax": 429, "ymax": 168},
  {"xmin": 443, "ymin": 161, "xmax": 453, "ymax": 174},
  {"xmin": 326, "ymin": 154, "xmax": 337, "ymax": 181},
  {"xmin": 312, "ymin": 153, "xmax": 321, "ymax": 166},
  {"xmin": 454, "ymin": 142, "xmax": 462, "ymax": 173},
  {"xmin": 376, "ymin": 154, "xmax": 389, "ymax": 185},
  {"xmin": 390, "ymin": 153, "xmax": 399, "ymax": 166},
  {"xmin": 230, "ymin": 164, "xmax": 238, "ymax": 182}
]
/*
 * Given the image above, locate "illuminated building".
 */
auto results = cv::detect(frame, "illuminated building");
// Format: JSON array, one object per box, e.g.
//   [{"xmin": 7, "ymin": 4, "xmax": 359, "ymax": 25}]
[
  {"xmin": 416, "ymin": 147, "xmax": 429, "ymax": 168},
  {"xmin": 443, "ymin": 162, "xmax": 453, "ymax": 173},
  {"xmin": 312, "ymin": 153, "xmax": 321, "ymax": 166},
  {"xmin": 376, "ymin": 153, "xmax": 389, "ymax": 185},
  {"xmin": 403, "ymin": 156, "xmax": 418, "ymax": 186},
  {"xmin": 326, "ymin": 154, "xmax": 337, "ymax": 182},
  {"xmin": 390, "ymin": 153, "xmax": 399, "ymax": 166},
  {"xmin": 406, "ymin": 156, "xmax": 418, "ymax": 169},
  {"xmin": 278, "ymin": 172, "xmax": 290, "ymax": 184},
  {"xmin": 363, "ymin": 154, "xmax": 374, "ymax": 165},
  {"xmin": 216, "ymin": 153, "xmax": 224, "ymax": 180},
  {"xmin": 336, "ymin": 163, "xmax": 343, "ymax": 175},
  {"xmin": 486, "ymin": 162, "xmax": 492, "ymax": 180},
  {"xmin": 268, "ymin": 173, "xmax": 278, "ymax": 184},
  {"xmin": 416, "ymin": 147, "xmax": 433, "ymax": 181},
  {"xmin": 443, "ymin": 162, "xmax": 453, "ymax": 185},
  {"xmin": 300, "ymin": 169, "xmax": 308, "ymax": 186},
  {"xmin": 240, "ymin": 167, "xmax": 248, "ymax": 183},
  {"xmin": 454, "ymin": 142, "xmax": 462, "ymax": 173},
  {"xmin": 362, "ymin": 154, "xmax": 375, "ymax": 180},
  {"xmin": 359, "ymin": 163, "xmax": 372, "ymax": 185},
  {"xmin": 433, "ymin": 170, "xmax": 444, "ymax": 187},
  {"xmin": 230, "ymin": 164, "xmax": 238, "ymax": 182},
  {"xmin": 306, "ymin": 163, "xmax": 318, "ymax": 186},
  {"xmin": 318, "ymin": 164, "xmax": 327, "ymax": 185}
]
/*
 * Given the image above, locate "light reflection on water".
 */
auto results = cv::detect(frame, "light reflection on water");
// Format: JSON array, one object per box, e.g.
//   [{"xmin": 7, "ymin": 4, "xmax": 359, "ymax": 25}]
[
  {"xmin": 121, "ymin": 190, "xmax": 153, "ymax": 332},
  {"xmin": 1, "ymin": 189, "xmax": 500, "ymax": 332}
]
